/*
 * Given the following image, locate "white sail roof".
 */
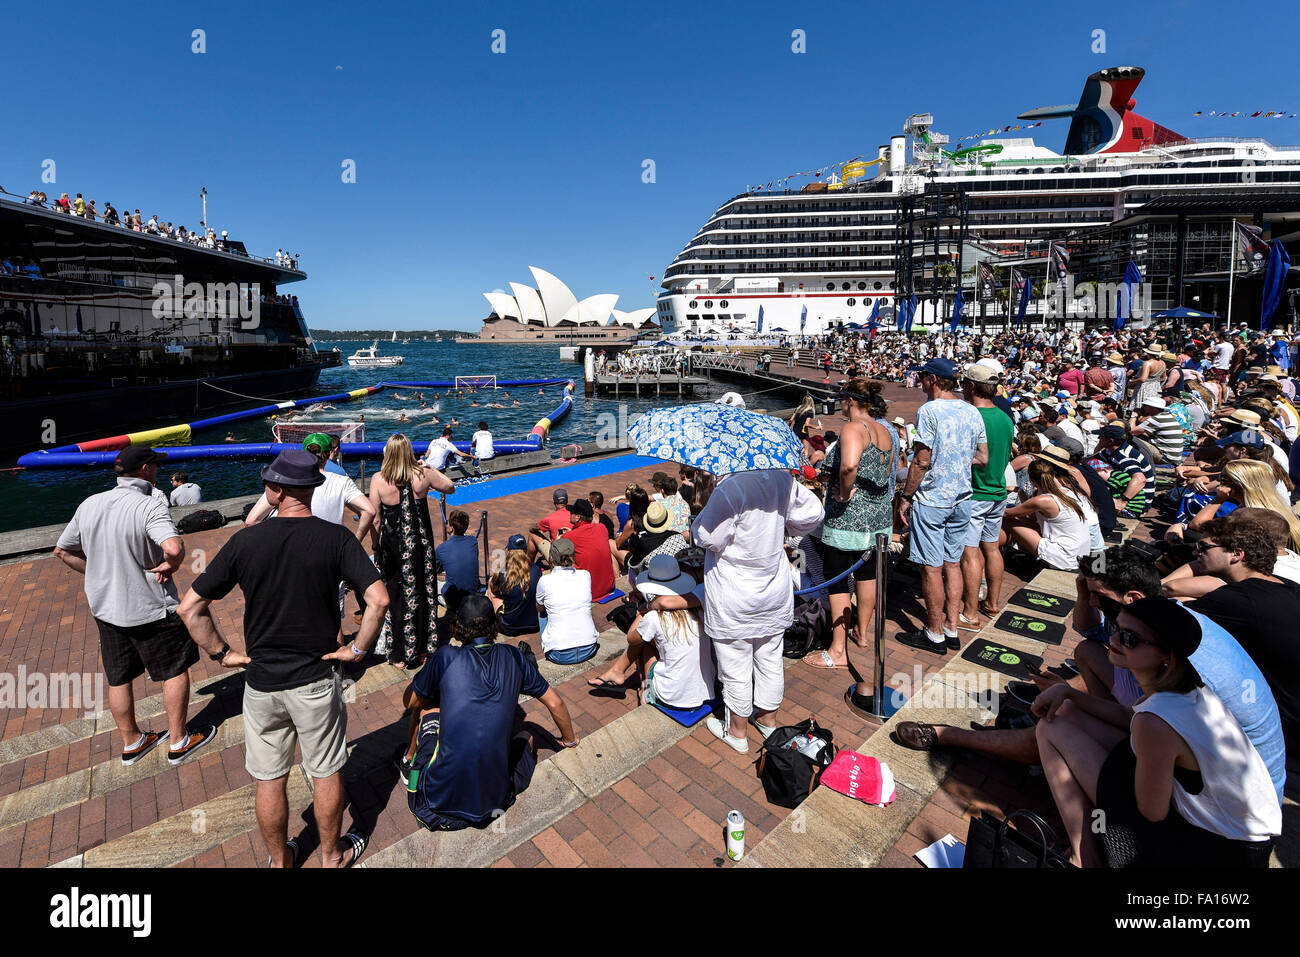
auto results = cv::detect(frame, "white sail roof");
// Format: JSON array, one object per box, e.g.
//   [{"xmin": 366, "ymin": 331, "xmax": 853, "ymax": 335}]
[
  {"xmin": 529, "ymin": 266, "xmax": 579, "ymax": 327},
  {"xmin": 510, "ymin": 282, "xmax": 546, "ymax": 325}
]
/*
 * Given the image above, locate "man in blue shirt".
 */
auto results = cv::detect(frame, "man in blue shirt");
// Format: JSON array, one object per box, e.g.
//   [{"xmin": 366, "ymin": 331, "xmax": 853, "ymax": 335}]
[
  {"xmin": 897, "ymin": 357, "xmax": 989, "ymax": 654},
  {"xmin": 400, "ymin": 595, "xmax": 578, "ymax": 831},
  {"xmin": 436, "ymin": 509, "xmax": 480, "ymax": 617}
]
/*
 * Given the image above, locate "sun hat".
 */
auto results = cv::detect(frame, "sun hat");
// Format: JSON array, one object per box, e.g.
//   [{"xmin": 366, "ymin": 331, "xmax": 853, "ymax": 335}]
[
  {"xmin": 634, "ymin": 554, "xmax": 696, "ymax": 599},
  {"xmin": 1118, "ymin": 596, "xmax": 1202, "ymax": 660},
  {"xmin": 302, "ymin": 432, "xmax": 333, "ymax": 453},
  {"xmin": 1105, "ymin": 351, "xmax": 1125, "ymax": 364},
  {"xmin": 260, "ymin": 449, "xmax": 326, "ymax": 487},
  {"xmin": 1031, "ymin": 445, "xmax": 1072, "ymax": 469},
  {"xmin": 114, "ymin": 446, "xmax": 167, "ymax": 473},
  {"xmin": 1161, "ymin": 352, "xmax": 1178, "ymax": 363},
  {"xmin": 1057, "ymin": 437, "xmax": 1085, "ymax": 457},
  {"xmin": 1225, "ymin": 409, "xmax": 1262, "ymax": 427},
  {"xmin": 891, "ymin": 416, "xmax": 906, "ymax": 427},
  {"xmin": 807, "ymin": 434, "xmax": 826, "ymax": 451},
  {"xmin": 1142, "ymin": 346, "xmax": 1164, "ymax": 358},
  {"xmin": 643, "ymin": 501, "xmax": 672, "ymax": 533},
  {"xmin": 1139, "ymin": 395, "xmax": 1167, "ymax": 410},
  {"xmin": 1216, "ymin": 429, "xmax": 1266, "ymax": 450},
  {"xmin": 975, "ymin": 357, "xmax": 1005, "ymax": 376}
]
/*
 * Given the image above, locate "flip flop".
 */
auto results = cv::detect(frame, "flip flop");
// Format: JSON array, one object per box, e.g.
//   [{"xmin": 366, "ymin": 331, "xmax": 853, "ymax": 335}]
[
  {"xmin": 340, "ymin": 832, "xmax": 367, "ymax": 868},
  {"xmin": 586, "ymin": 678, "xmax": 627, "ymax": 699},
  {"xmin": 804, "ymin": 650, "xmax": 842, "ymax": 669},
  {"xmin": 267, "ymin": 838, "xmax": 302, "ymax": 868}
]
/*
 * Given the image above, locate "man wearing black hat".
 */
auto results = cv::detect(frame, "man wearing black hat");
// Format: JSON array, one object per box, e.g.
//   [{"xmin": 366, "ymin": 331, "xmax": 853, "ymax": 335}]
[
  {"xmin": 178, "ymin": 450, "xmax": 389, "ymax": 868},
  {"xmin": 1095, "ymin": 424, "xmax": 1154, "ymax": 516},
  {"xmin": 55, "ymin": 446, "xmax": 216, "ymax": 767}
]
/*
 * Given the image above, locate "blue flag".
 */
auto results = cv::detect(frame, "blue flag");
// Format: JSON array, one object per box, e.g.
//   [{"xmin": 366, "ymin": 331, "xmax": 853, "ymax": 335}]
[
  {"xmin": 799, "ymin": 304, "xmax": 807, "ymax": 333},
  {"xmin": 1014, "ymin": 271, "xmax": 1031, "ymax": 328},
  {"xmin": 896, "ymin": 297, "xmax": 907, "ymax": 331},
  {"xmin": 867, "ymin": 298, "xmax": 880, "ymax": 338},
  {"xmin": 1115, "ymin": 259, "xmax": 1143, "ymax": 330},
  {"xmin": 905, "ymin": 294, "xmax": 918, "ymax": 333},
  {"xmin": 1260, "ymin": 240, "xmax": 1291, "ymax": 331},
  {"xmin": 949, "ymin": 288, "xmax": 965, "ymax": 334},
  {"xmin": 756, "ymin": 304, "xmax": 764, "ymax": 334}
]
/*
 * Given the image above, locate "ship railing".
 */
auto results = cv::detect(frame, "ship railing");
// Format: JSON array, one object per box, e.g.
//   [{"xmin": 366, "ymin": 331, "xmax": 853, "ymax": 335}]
[{"xmin": 0, "ymin": 188, "xmax": 304, "ymax": 272}]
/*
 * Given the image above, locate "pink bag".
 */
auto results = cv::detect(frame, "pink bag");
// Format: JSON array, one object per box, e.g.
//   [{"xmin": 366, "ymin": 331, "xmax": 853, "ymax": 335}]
[{"xmin": 819, "ymin": 750, "xmax": 896, "ymax": 806}]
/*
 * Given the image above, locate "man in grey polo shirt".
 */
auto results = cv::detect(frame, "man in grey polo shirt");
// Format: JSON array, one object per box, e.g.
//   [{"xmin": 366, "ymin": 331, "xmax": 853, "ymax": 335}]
[{"xmin": 54, "ymin": 447, "xmax": 215, "ymax": 767}]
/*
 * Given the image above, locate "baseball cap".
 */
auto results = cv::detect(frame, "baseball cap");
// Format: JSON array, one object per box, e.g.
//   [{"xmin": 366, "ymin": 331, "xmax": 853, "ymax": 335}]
[
  {"xmin": 506, "ymin": 534, "xmax": 527, "ymax": 551},
  {"xmin": 800, "ymin": 464, "xmax": 818, "ymax": 481},
  {"xmin": 963, "ymin": 363, "xmax": 1000, "ymax": 384},
  {"xmin": 975, "ymin": 357, "xmax": 1005, "ymax": 376},
  {"xmin": 114, "ymin": 446, "xmax": 167, "ymax": 473},
  {"xmin": 552, "ymin": 488, "xmax": 568, "ymax": 504},
  {"xmin": 919, "ymin": 357, "xmax": 959, "ymax": 379},
  {"xmin": 1057, "ymin": 437, "xmax": 1085, "ymax": 457},
  {"xmin": 549, "ymin": 537, "xmax": 576, "ymax": 562},
  {"xmin": 1216, "ymin": 429, "xmax": 1266, "ymax": 450},
  {"xmin": 302, "ymin": 432, "xmax": 332, "ymax": 453},
  {"xmin": 455, "ymin": 594, "xmax": 497, "ymax": 633},
  {"xmin": 568, "ymin": 499, "xmax": 594, "ymax": 520},
  {"xmin": 1098, "ymin": 424, "xmax": 1127, "ymax": 442}
]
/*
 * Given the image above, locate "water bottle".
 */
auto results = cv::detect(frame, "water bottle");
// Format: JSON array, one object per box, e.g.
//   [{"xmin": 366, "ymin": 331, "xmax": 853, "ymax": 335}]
[{"xmin": 726, "ymin": 810, "xmax": 745, "ymax": 861}]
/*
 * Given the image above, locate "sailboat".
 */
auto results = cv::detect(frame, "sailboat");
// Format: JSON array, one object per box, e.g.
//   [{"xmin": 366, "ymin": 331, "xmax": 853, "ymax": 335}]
[{"xmin": 391, "ymin": 331, "xmax": 398, "ymax": 342}]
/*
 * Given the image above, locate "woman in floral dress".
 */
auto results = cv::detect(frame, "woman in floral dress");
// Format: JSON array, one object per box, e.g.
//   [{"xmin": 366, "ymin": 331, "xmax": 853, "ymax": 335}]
[{"xmin": 368, "ymin": 434, "xmax": 456, "ymax": 668}]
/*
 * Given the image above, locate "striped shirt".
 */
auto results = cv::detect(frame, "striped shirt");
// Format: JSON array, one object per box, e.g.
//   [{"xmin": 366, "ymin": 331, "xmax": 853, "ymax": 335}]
[
  {"xmin": 1101, "ymin": 441, "xmax": 1155, "ymax": 485},
  {"xmin": 1139, "ymin": 411, "xmax": 1186, "ymax": 461}
]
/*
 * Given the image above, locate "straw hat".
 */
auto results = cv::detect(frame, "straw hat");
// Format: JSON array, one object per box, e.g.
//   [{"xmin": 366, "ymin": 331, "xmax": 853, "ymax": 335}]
[
  {"xmin": 643, "ymin": 501, "xmax": 672, "ymax": 533},
  {"xmin": 1161, "ymin": 352, "xmax": 1178, "ymax": 363},
  {"xmin": 1142, "ymin": 346, "xmax": 1165, "ymax": 358},
  {"xmin": 1225, "ymin": 409, "xmax": 1262, "ymax": 427},
  {"xmin": 1031, "ymin": 445, "xmax": 1072, "ymax": 469},
  {"xmin": 1105, "ymin": 351, "xmax": 1125, "ymax": 365}
]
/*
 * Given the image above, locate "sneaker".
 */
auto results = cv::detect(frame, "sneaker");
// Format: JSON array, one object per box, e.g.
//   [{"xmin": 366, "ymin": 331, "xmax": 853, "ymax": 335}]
[
  {"xmin": 705, "ymin": 715, "xmax": 749, "ymax": 753},
  {"xmin": 748, "ymin": 717, "xmax": 777, "ymax": 739},
  {"xmin": 167, "ymin": 725, "xmax": 216, "ymax": 766},
  {"xmin": 944, "ymin": 631, "xmax": 962, "ymax": 651},
  {"xmin": 121, "ymin": 730, "xmax": 168, "ymax": 766},
  {"xmin": 895, "ymin": 629, "xmax": 949, "ymax": 655}
]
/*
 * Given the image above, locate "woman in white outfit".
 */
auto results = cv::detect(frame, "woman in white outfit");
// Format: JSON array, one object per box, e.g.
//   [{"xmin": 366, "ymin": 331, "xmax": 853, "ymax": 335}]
[
  {"xmin": 1000, "ymin": 448, "xmax": 1096, "ymax": 570},
  {"xmin": 692, "ymin": 469, "xmax": 824, "ymax": 753}
]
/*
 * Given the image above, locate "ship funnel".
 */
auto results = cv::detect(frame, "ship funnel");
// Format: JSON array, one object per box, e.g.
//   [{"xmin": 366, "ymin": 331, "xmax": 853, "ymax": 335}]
[{"xmin": 889, "ymin": 135, "xmax": 906, "ymax": 173}]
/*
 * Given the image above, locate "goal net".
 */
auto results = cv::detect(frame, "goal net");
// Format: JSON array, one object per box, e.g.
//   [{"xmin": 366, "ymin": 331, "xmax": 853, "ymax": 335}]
[
  {"xmin": 271, "ymin": 420, "xmax": 366, "ymax": 445},
  {"xmin": 454, "ymin": 374, "xmax": 498, "ymax": 390}
]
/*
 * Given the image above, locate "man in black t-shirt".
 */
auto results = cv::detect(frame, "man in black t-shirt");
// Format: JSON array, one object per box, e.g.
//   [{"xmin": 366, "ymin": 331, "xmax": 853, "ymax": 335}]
[
  {"xmin": 1188, "ymin": 517, "xmax": 1300, "ymax": 739},
  {"xmin": 179, "ymin": 450, "xmax": 388, "ymax": 868}
]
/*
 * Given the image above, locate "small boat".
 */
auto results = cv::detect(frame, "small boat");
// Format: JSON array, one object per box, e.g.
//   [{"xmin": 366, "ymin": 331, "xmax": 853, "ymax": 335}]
[
  {"xmin": 347, "ymin": 340, "xmax": 405, "ymax": 368},
  {"xmin": 391, "ymin": 331, "xmax": 397, "ymax": 342}
]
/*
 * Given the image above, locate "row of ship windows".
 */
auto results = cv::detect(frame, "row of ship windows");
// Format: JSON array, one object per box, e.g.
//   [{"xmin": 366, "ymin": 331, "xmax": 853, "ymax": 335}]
[{"xmin": 684, "ymin": 283, "xmax": 892, "ymax": 306}]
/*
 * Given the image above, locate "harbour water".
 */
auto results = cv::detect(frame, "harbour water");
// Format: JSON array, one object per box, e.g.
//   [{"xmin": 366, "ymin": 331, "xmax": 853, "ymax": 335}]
[{"xmin": 3, "ymin": 341, "xmax": 789, "ymax": 534}]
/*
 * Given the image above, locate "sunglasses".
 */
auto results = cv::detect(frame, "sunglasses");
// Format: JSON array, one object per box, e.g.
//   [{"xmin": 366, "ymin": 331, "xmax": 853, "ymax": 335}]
[
  {"xmin": 1112, "ymin": 627, "xmax": 1164, "ymax": 650},
  {"xmin": 1192, "ymin": 541, "xmax": 1225, "ymax": 556}
]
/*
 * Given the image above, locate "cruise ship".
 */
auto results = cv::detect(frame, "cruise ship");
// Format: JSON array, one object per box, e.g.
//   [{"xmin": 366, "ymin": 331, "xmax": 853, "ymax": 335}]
[
  {"xmin": 656, "ymin": 67, "xmax": 1300, "ymax": 337},
  {"xmin": 0, "ymin": 193, "xmax": 339, "ymax": 453}
]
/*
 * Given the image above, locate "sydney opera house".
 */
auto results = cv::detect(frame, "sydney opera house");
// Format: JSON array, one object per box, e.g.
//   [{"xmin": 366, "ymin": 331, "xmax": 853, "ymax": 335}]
[{"xmin": 469, "ymin": 266, "xmax": 658, "ymax": 343}]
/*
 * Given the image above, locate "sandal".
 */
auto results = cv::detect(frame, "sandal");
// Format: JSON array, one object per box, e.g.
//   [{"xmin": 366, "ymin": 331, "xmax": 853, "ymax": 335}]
[
  {"xmin": 804, "ymin": 650, "xmax": 842, "ymax": 669},
  {"xmin": 339, "ymin": 831, "xmax": 367, "ymax": 868},
  {"xmin": 586, "ymin": 677, "xmax": 627, "ymax": 699},
  {"xmin": 267, "ymin": 838, "xmax": 302, "ymax": 868}
]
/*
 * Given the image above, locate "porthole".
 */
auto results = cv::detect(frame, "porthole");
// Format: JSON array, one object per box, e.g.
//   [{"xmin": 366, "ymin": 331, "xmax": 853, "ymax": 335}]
[
  {"xmin": 719, "ymin": 300, "xmax": 729, "ymax": 308},
  {"xmin": 847, "ymin": 298, "xmax": 856, "ymax": 306}
]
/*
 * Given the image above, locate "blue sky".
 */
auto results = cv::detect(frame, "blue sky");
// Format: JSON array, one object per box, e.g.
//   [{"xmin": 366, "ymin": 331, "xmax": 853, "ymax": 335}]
[{"xmin": 2, "ymin": 0, "xmax": 1293, "ymax": 330}]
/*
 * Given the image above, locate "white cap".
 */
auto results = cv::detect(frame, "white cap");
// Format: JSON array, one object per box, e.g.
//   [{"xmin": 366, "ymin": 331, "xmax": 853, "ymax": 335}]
[
  {"xmin": 975, "ymin": 357, "xmax": 1005, "ymax": 376},
  {"xmin": 1140, "ymin": 396, "xmax": 1167, "ymax": 410}
]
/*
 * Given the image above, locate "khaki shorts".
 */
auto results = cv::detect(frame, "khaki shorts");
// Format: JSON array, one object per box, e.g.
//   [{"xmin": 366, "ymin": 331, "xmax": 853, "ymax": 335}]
[{"xmin": 243, "ymin": 674, "xmax": 348, "ymax": 780}]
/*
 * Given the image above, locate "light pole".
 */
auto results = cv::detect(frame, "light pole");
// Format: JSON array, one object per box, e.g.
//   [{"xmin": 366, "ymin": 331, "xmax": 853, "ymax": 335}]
[{"xmin": 200, "ymin": 187, "xmax": 207, "ymax": 230}]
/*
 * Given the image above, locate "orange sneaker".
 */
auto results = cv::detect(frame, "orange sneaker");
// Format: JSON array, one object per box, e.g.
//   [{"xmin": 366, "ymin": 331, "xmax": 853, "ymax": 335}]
[{"xmin": 167, "ymin": 725, "xmax": 217, "ymax": 766}]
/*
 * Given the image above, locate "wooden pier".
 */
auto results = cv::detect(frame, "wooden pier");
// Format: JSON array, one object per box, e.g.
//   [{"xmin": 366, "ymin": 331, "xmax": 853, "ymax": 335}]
[{"xmin": 593, "ymin": 374, "xmax": 709, "ymax": 397}]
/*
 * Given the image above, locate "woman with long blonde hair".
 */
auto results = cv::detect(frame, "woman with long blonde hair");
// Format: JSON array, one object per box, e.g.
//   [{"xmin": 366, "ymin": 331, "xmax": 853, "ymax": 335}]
[
  {"xmin": 999, "ymin": 448, "xmax": 1098, "ymax": 570},
  {"xmin": 1179, "ymin": 458, "xmax": 1300, "ymax": 551},
  {"xmin": 489, "ymin": 536, "xmax": 543, "ymax": 636},
  {"xmin": 369, "ymin": 433, "xmax": 456, "ymax": 668}
]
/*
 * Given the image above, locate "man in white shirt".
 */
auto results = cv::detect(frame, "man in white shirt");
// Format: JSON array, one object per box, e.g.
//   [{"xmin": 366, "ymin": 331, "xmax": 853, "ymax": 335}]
[
  {"xmin": 426, "ymin": 426, "xmax": 476, "ymax": 478},
  {"xmin": 471, "ymin": 421, "xmax": 495, "ymax": 473},
  {"xmin": 169, "ymin": 472, "xmax": 203, "ymax": 506},
  {"xmin": 245, "ymin": 438, "xmax": 374, "ymax": 536}
]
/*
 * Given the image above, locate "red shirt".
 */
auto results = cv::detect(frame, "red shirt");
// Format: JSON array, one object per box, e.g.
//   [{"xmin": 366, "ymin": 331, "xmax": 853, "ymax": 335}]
[
  {"xmin": 1056, "ymin": 368, "xmax": 1085, "ymax": 395},
  {"xmin": 538, "ymin": 507, "xmax": 572, "ymax": 541},
  {"xmin": 561, "ymin": 521, "xmax": 615, "ymax": 600}
]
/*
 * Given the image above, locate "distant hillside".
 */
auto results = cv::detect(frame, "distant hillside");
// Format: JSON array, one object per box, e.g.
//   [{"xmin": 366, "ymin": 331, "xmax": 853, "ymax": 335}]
[{"xmin": 309, "ymin": 329, "xmax": 475, "ymax": 340}]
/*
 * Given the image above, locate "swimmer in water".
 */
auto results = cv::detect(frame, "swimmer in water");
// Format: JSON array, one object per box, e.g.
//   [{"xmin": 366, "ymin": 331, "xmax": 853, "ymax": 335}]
[
  {"xmin": 470, "ymin": 400, "xmax": 479, "ymax": 407},
  {"xmin": 225, "ymin": 432, "xmax": 236, "ymax": 442},
  {"xmin": 538, "ymin": 388, "xmax": 545, "ymax": 396},
  {"xmin": 397, "ymin": 412, "xmax": 408, "ymax": 423},
  {"xmin": 512, "ymin": 400, "xmax": 521, "ymax": 406}
]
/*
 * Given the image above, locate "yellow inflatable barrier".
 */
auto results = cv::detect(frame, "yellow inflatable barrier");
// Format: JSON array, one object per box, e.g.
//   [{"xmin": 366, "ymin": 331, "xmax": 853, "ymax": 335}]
[
  {"xmin": 127, "ymin": 424, "xmax": 193, "ymax": 447},
  {"xmin": 349, "ymin": 387, "xmax": 371, "ymax": 399}
]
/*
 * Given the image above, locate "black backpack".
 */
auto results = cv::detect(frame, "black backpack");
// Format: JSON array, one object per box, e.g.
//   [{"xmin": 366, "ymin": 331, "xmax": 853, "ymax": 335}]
[
  {"xmin": 754, "ymin": 717, "xmax": 837, "ymax": 809},
  {"xmin": 782, "ymin": 596, "xmax": 830, "ymax": 659},
  {"xmin": 177, "ymin": 509, "xmax": 224, "ymax": 534}
]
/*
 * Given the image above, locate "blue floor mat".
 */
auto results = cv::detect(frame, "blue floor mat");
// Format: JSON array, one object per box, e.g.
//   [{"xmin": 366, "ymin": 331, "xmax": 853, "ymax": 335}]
[
  {"xmin": 448, "ymin": 454, "xmax": 664, "ymax": 506},
  {"xmin": 652, "ymin": 698, "xmax": 718, "ymax": 727},
  {"xmin": 596, "ymin": 589, "xmax": 626, "ymax": 604}
]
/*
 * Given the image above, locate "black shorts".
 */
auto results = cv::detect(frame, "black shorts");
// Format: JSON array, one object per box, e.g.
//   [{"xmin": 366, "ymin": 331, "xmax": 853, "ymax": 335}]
[
  {"xmin": 814, "ymin": 539, "xmax": 875, "ymax": 596},
  {"xmin": 95, "ymin": 611, "xmax": 200, "ymax": 687}
]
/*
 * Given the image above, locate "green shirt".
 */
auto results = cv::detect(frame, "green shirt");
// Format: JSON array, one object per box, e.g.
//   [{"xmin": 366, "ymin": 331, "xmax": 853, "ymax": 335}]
[{"xmin": 972, "ymin": 406, "xmax": 1013, "ymax": 502}]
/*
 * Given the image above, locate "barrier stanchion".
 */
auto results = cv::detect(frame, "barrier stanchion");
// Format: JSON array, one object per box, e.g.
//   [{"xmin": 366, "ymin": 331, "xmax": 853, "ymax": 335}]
[
  {"xmin": 480, "ymin": 509, "xmax": 490, "ymax": 590},
  {"xmin": 869, "ymin": 531, "xmax": 899, "ymax": 719}
]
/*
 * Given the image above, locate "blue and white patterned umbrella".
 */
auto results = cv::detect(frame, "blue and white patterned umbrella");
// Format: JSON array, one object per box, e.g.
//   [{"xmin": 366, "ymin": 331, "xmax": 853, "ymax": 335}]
[{"xmin": 627, "ymin": 403, "xmax": 806, "ymax": 475}]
